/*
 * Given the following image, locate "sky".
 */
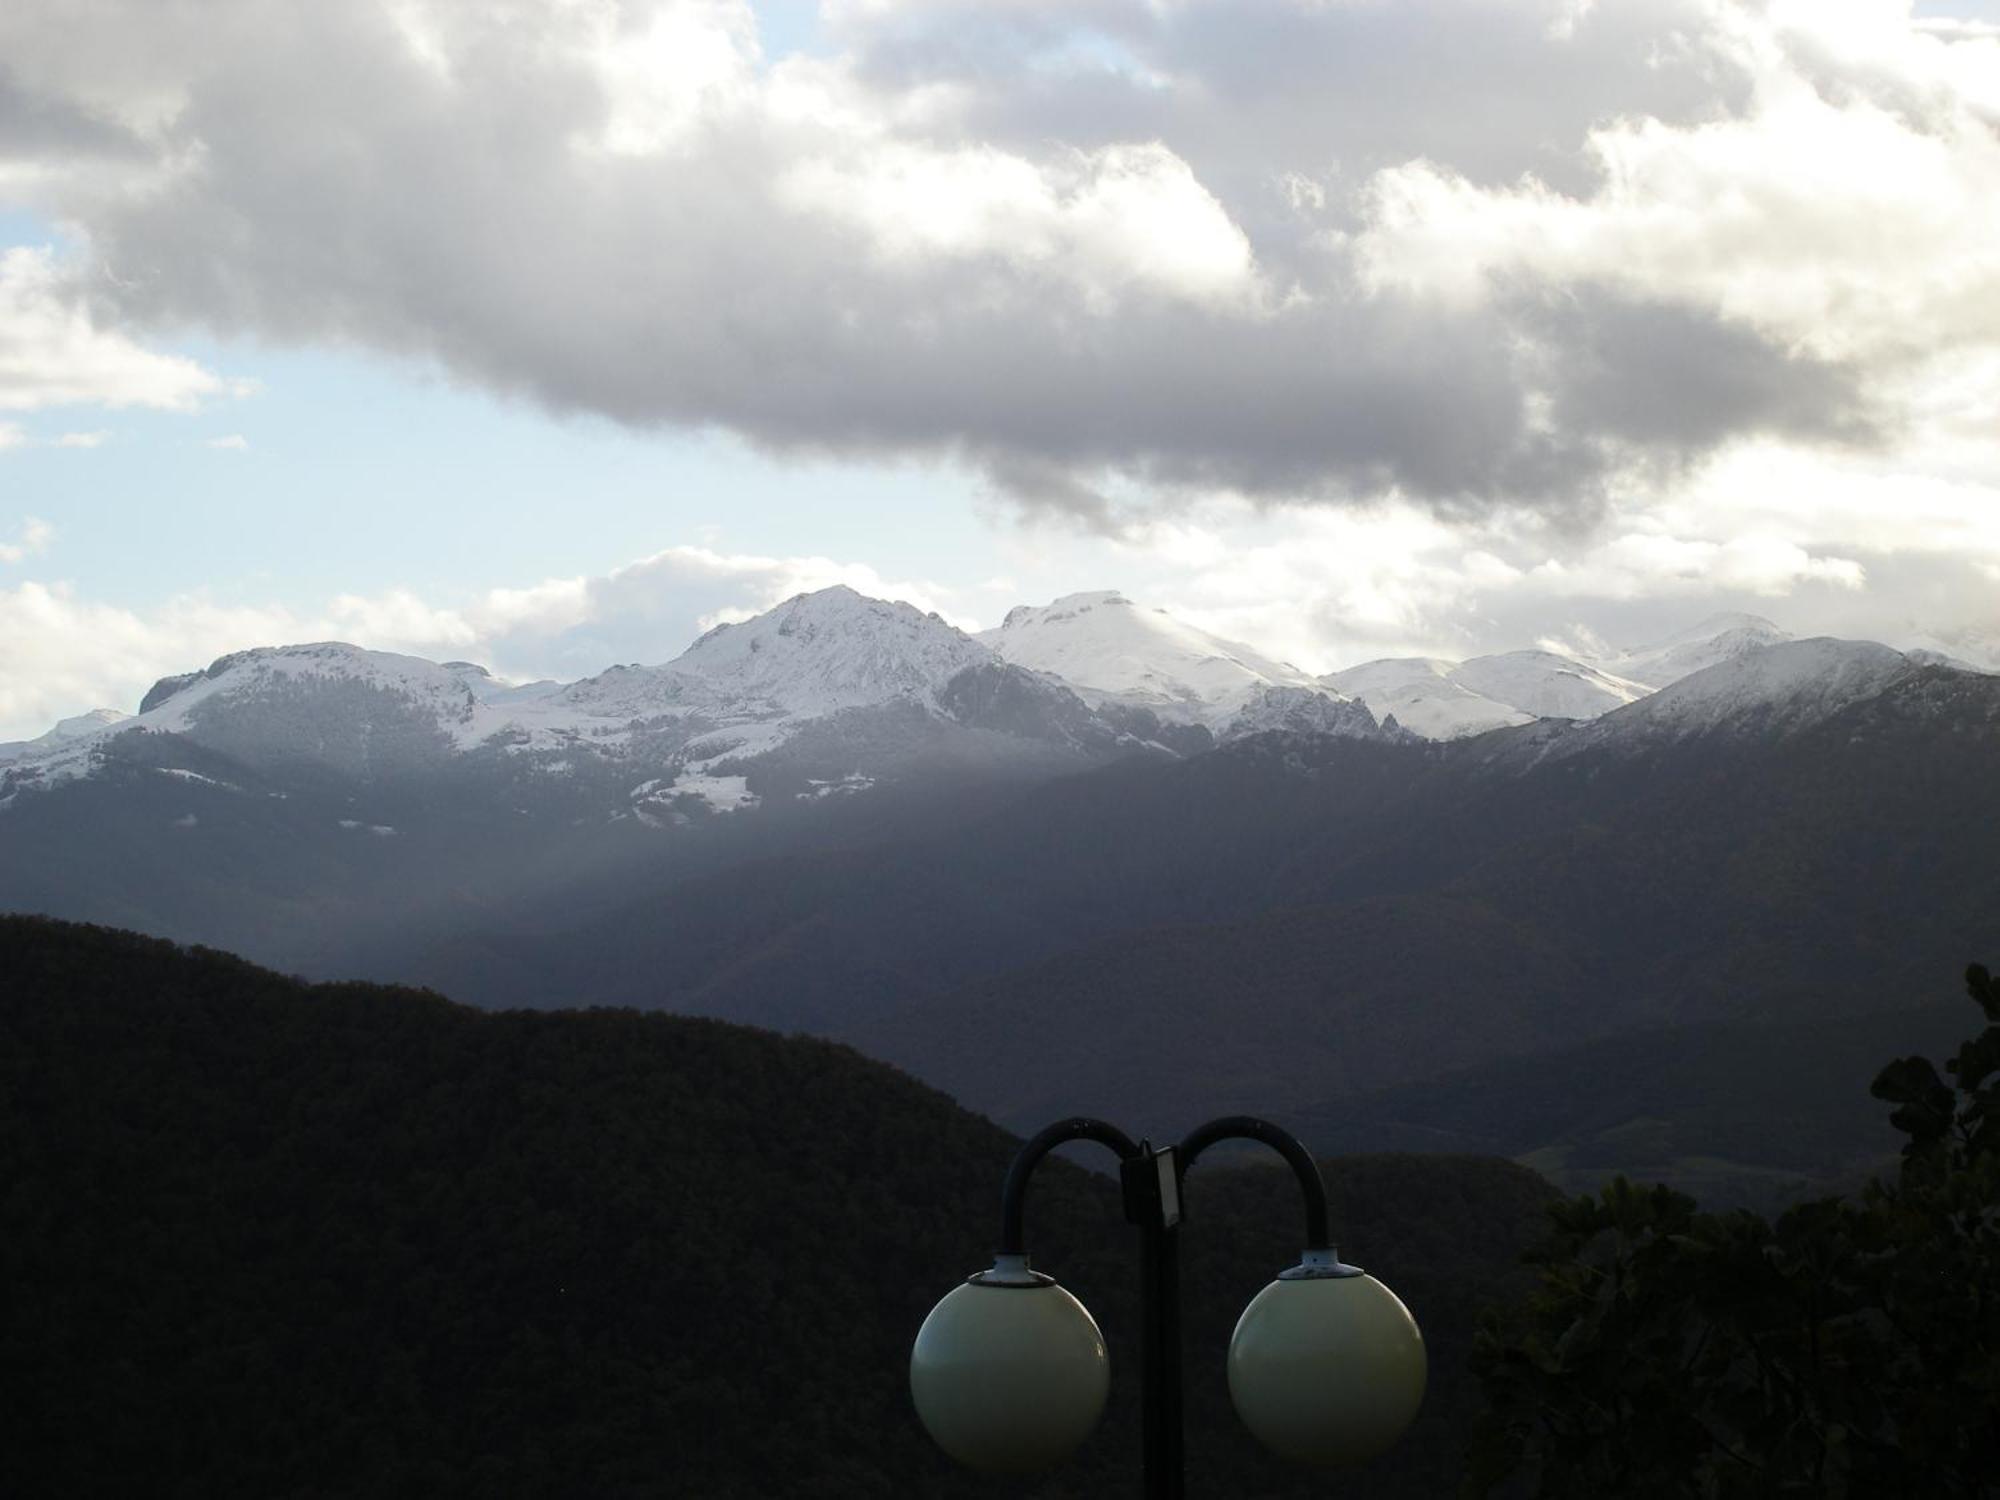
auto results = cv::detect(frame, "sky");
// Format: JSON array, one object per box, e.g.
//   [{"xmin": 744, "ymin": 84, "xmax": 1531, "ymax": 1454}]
[{"xmin": 4, "ymin": 0, "xmax": 2000, "ymax": 739}]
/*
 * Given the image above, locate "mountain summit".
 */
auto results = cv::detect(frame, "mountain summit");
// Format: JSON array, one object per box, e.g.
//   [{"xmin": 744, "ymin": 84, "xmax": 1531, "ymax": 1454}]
[
  {"xmin": 673, "ymin": 587, "xmax": 990, "ymax": 715},
  {"xmin": 981, "ymin": 590, "xmax": 1318, "ymax": 719},
  {"xmin": 0, "ymin": 708, "xmax": 132, "ymax": 766},
  {"xmin": 1597, "ymin": 613, "xmax": 1793, "ymax": 690},
  {"xmin": 1322, "ymin": 619, "xmax": 1792, "ymax": 741},
  {"xmin": 1323, "ymin": 650, "xmax": 1647, "ymax": 740}
]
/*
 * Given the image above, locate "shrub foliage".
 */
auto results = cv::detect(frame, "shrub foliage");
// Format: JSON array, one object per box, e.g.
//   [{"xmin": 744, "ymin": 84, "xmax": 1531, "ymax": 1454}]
[{"xmin": 1470, "ymin": 964, "xmax": 2000, "ymax": 1497}]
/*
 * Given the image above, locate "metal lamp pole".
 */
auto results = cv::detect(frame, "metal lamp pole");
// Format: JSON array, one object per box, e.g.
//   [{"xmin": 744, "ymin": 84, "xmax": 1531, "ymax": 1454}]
[
  {"xmin": 1001, "ymin": 1115, "xmax": 1336, "ymax": 1499},
  {"xmin": 912, "ymin": 1112, "xmax": 1426, "ymax": 1496}
]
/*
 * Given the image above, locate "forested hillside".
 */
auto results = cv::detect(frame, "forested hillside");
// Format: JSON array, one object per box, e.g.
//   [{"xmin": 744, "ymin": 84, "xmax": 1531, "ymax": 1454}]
[{"xmin": 1, "ymin": 917, "xmax": 1552, "ymax": 1498}]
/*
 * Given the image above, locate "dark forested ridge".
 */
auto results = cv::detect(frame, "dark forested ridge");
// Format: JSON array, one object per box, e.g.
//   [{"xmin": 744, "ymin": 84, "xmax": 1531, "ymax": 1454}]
[{"xmin": 1, "ymin": 916, "xmax": 1553, "ymax": 1498}]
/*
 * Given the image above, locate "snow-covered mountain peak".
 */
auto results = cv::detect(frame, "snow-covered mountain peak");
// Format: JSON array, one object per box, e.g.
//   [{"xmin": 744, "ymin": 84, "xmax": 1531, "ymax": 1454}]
[
  {"xmin": 137, "ymin": 641, "xmax": 479, "ymax": 732},
  {"xmin": 1633, "ymin": 611, "xmax": 1780, "ymax": 648},
  {"xmin": 982, "ymin": 591, "xmax": 1315, "ymax": 718},
  {"xmin": 1583, "ymin": 637, "xmax": 1913, "ymax": 746},
  {"xmin": 0, "ymin": 641, "xmax": 493, "ymax": 795},
  {"xmin": 49, "ymin": 708, "xmax": 131, "ymax": 738},
  {"xmin": 440, "ymin": 662, "xmax": 564, "ymax": 707},
  {"xmin": 1321, "ymin": 657, "xmax": 1532, "ymax": 741},
  {"xmin": 1320, "ymin": 649, "xmax": 1646, "ymax": 739},
  {"xmin": 0, "ymin": 707, "xmax": 133, "ymax": 765},
  {"xmin": 668, "ymin": 587, "xmax": 991, "ymax": 715},
  {"xmin": 1599, "ymin": 613, "xmax": 1792, "ymax": 689},
  {"xmin": 1450, "ymin": 650, "xmax": 1649, "ymax": 721},
  {"xmin": 997, "ymin": 589, "xmax": 1134, "ymax": 629},
  {"xmin": 548, "ymin": 658, "xmax": 711, "ymax": 722}
]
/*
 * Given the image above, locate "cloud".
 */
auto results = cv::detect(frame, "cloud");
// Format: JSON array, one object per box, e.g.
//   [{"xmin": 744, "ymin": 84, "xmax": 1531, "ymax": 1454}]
[
  {"xmin": 0, "ymin": 246, "xmax": 226, "ymax": 412},
  {"xmin": 0, "ymin": 515, "xmax": 53, "ymax": 562},
  {"xmin": 776, "ymin": 138, "xmax": 1262, "ymax": 311},
  {"xmin": 1067, "ymin": 456, "xmax": 1994, "ymax": 677},
  {"xmin": 4, "ymin": 0, "xmax": 1987, "ymax": 525},
  {"xmin": 1914, "ymin": 20, "xmax": 2000, "ymax": 41},
  {"xmin": 1525, "ymin": 532, "xmax": 1867, "ymax": 600},
  {"xmin": 53, "ymin": 428, "xmax": 107, "ymax": 447},
  {"xmin": 1, "ymin": 0, "xmax": 1998, "ymax": 679},
  {"xmin": 0, "ymin": 580, "xmax": 304, "ymax": 738},
  {"xmin": 1352, "ymin": 58, "xmax": 2000, "ymax": 370},
  {"xmin": 204, "ymin": 433, "xmax": 249, "ymax": 450},
  {"xmin": 0, "ymin": 58, "xmax": 145, "ymax": 165}
]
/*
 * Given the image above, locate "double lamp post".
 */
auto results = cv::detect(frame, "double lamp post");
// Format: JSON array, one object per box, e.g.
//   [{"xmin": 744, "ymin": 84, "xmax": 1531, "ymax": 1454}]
[{"xmin": 910, "ymin": 1114, "xmax": 1426, "ymax": 1497}]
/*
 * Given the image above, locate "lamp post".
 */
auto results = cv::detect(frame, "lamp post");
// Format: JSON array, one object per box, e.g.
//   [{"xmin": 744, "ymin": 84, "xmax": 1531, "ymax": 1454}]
[{"xmin": 909, "ymin": 1115, "xmax": 1426, "ymax": 1497}]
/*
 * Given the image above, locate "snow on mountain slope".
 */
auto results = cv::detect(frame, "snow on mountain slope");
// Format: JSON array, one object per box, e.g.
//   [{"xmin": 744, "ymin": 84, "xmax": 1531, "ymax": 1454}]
[
  {"xmin": 1327, "ymin": 618, "xmax": 1789, "ymax": 741},
  {"xmin": 45, "ymin": 708, "xmax": 131, "ymax": 739},
  {"xmin": 529, "ymin": 587, "xmax": 1003, "ymax": 778},
  {"xmin": 5, "ymin": 585, "xmax": 1966, "ymax": 819},
  {"xmin": 443, "ymin": 662, "xmax": 564, "ymax": 706},
  {"xmin": 1319, "ymin": 658, "xmax": 1532, "ymax": 741},
  {"xmin": 1563, "ymin": 638, "xmax": 1916, "ymax": 751},
  {"xmin": 673, "ymin": 586, "xmax": 990, "ymax": 715},
  {"xmin": 139, "ymin": 643, "xmax": 483, "ymax": 741},
  {"xmin": 1595, "ymin": 614, "xmax": 1792, "ymax": 689},
  {"xmin": 1323, "ymin": 650, "xmax": 1643, "ymax": 740},
  {"xmin": 1450, "ymin": 650, "xmax": 1649, "ymax": 720},
  {"xmin": 1, "ymin": 643, "xmax": 490, "ymax": 797},
  {"xmin": 1906, "ymin": 647, "xmax": 1992, "ymax": 674},
  {"xmin": 981, "ymin": 591, "xmax": 1316, "ymax": 719},
  {"xmin": 0, "ymin": 708, "xmax": 132, "ymax": 764},
  {"xmin": 546, "ymin": 661, "xmax": 717, "ymax": 723},
  {"xmin": 0, "ymin": 588, "xmax": 1106, "ymax": 813}
]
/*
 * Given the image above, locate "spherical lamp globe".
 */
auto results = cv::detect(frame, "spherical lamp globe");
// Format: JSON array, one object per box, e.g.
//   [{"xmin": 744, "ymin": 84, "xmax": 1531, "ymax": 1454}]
[
  {"xmin": 910, "ymin": 1258, "xmax": 1109, "ymax": 1474},
  {"xmin": 1227, "ymin": 1259, "xmax": 1425, "ymax": 1467}
]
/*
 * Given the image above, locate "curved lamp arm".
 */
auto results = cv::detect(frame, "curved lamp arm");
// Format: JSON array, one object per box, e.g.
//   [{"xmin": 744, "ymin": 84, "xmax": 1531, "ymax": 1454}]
[
  {"xmin": 998, "ymin": 1116, "xmax": 1142, "ymax": 1256},
  {"xmin": 917, "ymin": 1110, "xmax": 1411, "ymax": 1488},
  {"xmin": 1177, "ymin": 1115, "xmax": 1334, "ymax": 1257}
]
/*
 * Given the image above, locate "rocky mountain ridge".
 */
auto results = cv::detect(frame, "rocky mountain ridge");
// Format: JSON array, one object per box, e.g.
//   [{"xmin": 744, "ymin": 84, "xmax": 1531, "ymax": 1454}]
[
  {"xmin": 4, "ymin": 588, "xmax": 1988, "ymax": 820},
  {"xmin": 1, "ymin": 585, "xmax": 1408, "ymax": 815}
]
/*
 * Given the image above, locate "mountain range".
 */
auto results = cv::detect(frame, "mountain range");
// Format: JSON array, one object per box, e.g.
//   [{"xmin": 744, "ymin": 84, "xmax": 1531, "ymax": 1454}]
[
  {"xmin": 3, "ymin": 586, "xmax": 1995, "ymax": 1205},
  {"xmin": 1, "ymin": 588, "xmax": 1884, "ymax": 802}
]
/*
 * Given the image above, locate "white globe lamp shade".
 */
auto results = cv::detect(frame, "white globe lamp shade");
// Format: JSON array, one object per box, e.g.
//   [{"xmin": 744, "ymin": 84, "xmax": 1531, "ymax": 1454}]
[
  {"xmin": 1227, "ymin": 1256, "xmax": 1425, "ymax": 1467},
  {"xmin": 910, "ymin": 1256, "xmax": 1109, "ymax": 1473}
]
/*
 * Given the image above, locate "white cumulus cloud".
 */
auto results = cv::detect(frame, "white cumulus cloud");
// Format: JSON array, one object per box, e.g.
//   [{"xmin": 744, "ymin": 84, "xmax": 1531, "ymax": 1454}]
[
  {"xmin": 0, "ymin": 516, "xmax": 55, "ymax": 562},
  {"xmin": 0, "ymin": 247, "xmax": 225, "ymax": 412}
]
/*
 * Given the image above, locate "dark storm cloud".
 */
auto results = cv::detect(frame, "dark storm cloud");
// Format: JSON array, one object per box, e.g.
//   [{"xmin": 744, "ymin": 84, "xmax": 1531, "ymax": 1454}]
[
  {"xmin": 0, "ymin": 0, "xmax": 1913, "ymax": 524},
  {"xmin": 1524, "ymin": 289, "xmax": 1881, "ymax": 457},
  {"xmin": 0, "ymin": 66, "xmax": 142, "ymax": 162}
]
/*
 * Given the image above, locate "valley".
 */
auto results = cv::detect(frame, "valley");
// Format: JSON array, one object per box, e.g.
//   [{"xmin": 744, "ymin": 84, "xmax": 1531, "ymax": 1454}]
[{"xmin": 4, "ymin": 590, "xmax": 1993, "ymax": 1208}]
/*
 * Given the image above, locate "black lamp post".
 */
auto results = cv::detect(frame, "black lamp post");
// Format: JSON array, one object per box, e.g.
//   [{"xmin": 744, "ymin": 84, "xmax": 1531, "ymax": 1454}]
[{"xmin": 910, "ymin": 1115, "xmax": 1426, "ymax": 1496}]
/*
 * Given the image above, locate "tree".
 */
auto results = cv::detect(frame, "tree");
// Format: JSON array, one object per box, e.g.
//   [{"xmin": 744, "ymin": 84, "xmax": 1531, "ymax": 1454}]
[{"xmin": 1468, "ymin": 964, "xmax": 2000, "ymax": 1498}]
